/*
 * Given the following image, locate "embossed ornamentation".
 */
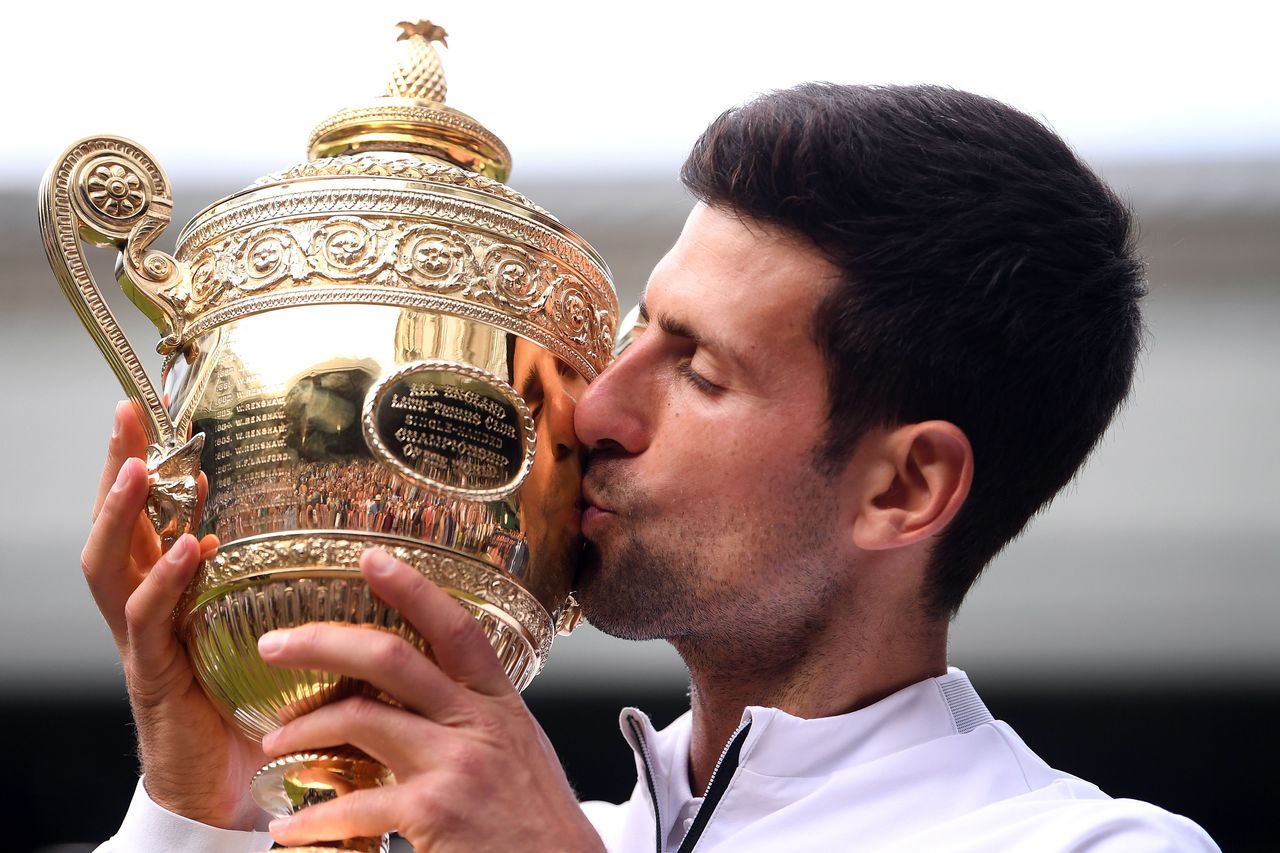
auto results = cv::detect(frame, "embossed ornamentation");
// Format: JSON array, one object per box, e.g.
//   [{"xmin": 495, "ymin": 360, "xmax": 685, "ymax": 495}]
[
  {"xmin": 41, "ymin": 136, "xmax": 198, "ymax": 514},
  {"xmin": 313, "ymin": 218, "xmax": 384, "ymax": 279},
  {"xmin": 253, "ymin": 154, "xmax": 544, "ymax": 213},
  {"xmin": 188, "ymin": 533, "xmax": 554, "ymax": 663},
  {"xmin": 397, "ymin": 224, "xmax": 475, "ymax": 290},
  {"xmin": 174, "ymin": 198, "xmax": 615, "ymax": 375},
  {"xmin": 389, "ymin": 20, "xmax": 449, "ymax": 102},
  {"xmin": 144, "ymin": 434, "xmax": 205, "ymax": 549},
  {"xmin": 547, "ymin": 276, "xmax": 595, "ymax": 345},
  {"xmin": 481, "ymin": 244, "xmax": 550, "ymax": 313},
  {"xmin": 86, "ymin": 161, "xmax": 146, "ymax": 219},
  {"xmin": 307, "ymin": 106, "xmax": 512, "ymax": 175}
]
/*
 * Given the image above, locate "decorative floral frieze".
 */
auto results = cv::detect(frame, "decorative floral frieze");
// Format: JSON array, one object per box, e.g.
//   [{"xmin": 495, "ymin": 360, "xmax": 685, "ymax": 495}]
[{"xmin": 173, "ymin": 208, "xmax": 615, "ymax": 374}]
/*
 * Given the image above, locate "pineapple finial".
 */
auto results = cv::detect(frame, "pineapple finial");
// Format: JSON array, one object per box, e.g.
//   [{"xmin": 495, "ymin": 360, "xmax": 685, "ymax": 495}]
[{"xmin": 387, "ymin": 20, "xmax": 450, "ymax": 102}]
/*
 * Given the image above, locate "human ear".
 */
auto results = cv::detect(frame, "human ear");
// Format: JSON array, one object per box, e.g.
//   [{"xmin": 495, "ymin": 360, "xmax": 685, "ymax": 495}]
[{"xmin": 851, "ymin": 421, "xmax": 973, "ymax": 551}]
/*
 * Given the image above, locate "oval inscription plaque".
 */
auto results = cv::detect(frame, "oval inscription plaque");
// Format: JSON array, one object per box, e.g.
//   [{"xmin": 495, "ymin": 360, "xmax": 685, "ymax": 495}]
[{"xmin": 363, "ymin": 360, "xmax": 536, "ymax": 501}]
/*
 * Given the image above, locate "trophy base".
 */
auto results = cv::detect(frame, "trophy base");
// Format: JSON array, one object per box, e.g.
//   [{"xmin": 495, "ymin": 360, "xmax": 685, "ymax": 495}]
[
  {"xmin": 252, "ymin": 747, "xmax": 392, "ymax": 853},
  {"xmin": 181, "ymin": 531, "xmax": 554, "ymax": 741},
  {"xmin": 178, "ymin": 533, "xmax": 560, "ymax": 849}
]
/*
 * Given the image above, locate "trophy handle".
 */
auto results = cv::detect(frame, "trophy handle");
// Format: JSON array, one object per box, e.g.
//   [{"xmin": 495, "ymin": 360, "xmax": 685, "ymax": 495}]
[{"xmin": 38, "ymin": 136, "xmax": 205, "ymax": 547}]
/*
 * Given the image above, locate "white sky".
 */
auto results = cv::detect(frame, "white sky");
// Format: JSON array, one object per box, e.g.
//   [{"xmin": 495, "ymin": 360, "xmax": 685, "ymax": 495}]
[{"xmin": 6, "ymin": 0, "xmax": 1279, "ymax": 189}]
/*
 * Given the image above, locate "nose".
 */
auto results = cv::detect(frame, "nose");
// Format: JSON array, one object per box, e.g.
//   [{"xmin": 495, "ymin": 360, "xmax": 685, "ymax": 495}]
[
  {"xmin": 575, "ymin": 340, "xmax": 653, "ymax": 455},
  {"xmin": 545, "ymin": 375, "xmax": 580, "ymax": 462}
]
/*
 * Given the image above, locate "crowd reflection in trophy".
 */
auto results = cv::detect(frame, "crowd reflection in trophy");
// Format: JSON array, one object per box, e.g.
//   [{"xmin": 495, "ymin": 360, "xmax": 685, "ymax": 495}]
[{"xmin": 199, "ymin": 339, "xmax": 586, "ymax": 591}]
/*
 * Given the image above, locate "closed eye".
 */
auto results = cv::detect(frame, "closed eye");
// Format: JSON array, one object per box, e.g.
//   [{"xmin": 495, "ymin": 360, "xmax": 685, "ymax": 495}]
[{"xmin": 677, "ymin": 359, "xmax": 721, "ymax": 394}]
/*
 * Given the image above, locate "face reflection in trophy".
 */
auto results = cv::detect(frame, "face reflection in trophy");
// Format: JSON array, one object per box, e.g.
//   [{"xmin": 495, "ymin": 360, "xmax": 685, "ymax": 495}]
[
  {"xmin": 40, "ymin": 20, "xmax": 615, "ymax": 853},
  {"xmin": 511, "ymin": 338, "xmax": 590, "ymax": 589}
]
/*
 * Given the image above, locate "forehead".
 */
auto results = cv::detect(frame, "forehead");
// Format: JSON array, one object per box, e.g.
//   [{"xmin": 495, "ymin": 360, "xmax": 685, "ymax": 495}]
[{"xmin": 645, "ymin": 204, "xmax": 838, "ymax": 346}]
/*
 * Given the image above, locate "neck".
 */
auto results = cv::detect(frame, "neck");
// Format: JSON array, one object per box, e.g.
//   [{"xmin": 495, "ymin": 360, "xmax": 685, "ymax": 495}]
[{"xmin": 674, "ymin": 615, "xmax": 948, "ymax": 793}]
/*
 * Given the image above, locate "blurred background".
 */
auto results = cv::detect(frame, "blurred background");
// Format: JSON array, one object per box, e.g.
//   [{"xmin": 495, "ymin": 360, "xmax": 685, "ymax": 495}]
[{"xmin": 2, "ymin": 1, "xmax": 1276, "ymax": 850}]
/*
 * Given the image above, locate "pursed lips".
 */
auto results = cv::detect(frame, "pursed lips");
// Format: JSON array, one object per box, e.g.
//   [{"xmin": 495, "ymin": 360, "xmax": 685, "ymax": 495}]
[{"xmin": 579, "ymin": 476, "xmax": 617, "ymax": 535}]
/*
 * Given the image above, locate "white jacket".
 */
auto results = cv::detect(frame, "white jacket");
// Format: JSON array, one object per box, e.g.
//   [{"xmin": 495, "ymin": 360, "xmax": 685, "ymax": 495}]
[
  {"xmin": 101, "ymin": 669, "xmax": 1217, "ymax": 852},
  {"xmin": 581, "ymin": 670, "xmax": 1218, "ymax": 852}
]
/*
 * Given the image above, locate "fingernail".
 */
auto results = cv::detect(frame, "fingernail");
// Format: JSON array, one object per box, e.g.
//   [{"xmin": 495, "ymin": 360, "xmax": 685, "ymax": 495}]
[
  {"xmin": 112, "ymin": 402, "xmax": 126, "ymax": 438},
  {"xmin": 259, "ymin": 631, "xmax": 287, "ymax": 656},
  {"xmin": 112, "ymin": 461, "xmax": 135, "ymax": 493},
  {"xmin": 365, "ymin": 548, "xmax": 397, "ymax": 578},
  {"xmin": 167, "ymin": 535, "xmax": 192, "ymax": 562},
  {"xmin": 269, "ymin": 816, "xmax": 291, "ymax": 835}
]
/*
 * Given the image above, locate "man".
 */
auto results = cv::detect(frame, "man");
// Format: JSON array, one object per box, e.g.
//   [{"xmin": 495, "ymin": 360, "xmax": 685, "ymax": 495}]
[{"xmin": 87, "ymin": 84, "xmax": 1217, "ymax": 850}]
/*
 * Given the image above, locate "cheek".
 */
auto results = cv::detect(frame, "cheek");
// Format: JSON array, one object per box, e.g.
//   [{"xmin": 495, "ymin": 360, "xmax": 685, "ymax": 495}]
[
  {"xmin": 672, "ymin": 449, "xmax": 792, "ymax": 514},
  {"xmin": 647, "ymin": 404, "xmax": 824, "ymax": 494}
]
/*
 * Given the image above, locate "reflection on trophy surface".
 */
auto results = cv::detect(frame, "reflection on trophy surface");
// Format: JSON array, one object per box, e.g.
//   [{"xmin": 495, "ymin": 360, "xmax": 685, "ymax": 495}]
[{"xmin": 39, "ymin": 20, "xmax": 616, "ymax": 853}]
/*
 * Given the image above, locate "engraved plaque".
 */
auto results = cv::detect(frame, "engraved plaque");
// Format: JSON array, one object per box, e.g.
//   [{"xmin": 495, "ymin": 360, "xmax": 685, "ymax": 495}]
[{"xmin": 364, "ymin": 360, "xmax": 535, "ymax": 501}]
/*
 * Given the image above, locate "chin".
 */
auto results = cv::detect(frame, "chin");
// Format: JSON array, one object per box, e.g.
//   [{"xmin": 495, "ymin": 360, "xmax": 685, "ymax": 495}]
[{"xmin": 574, "ymin": 542, "xmax": 602, "ymax": 590}]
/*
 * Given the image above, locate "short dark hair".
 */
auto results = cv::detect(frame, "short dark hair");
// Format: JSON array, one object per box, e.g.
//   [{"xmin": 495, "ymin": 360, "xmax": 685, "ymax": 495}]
[{"xmin": 681, "ymin": 83, "xmax": 1145, "ymax": 618}]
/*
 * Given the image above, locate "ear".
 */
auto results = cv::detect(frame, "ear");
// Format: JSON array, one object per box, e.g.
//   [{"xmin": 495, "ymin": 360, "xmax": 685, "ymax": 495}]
[{"xmin": 851, "ymin": 421, "xmax": 973, "ymax": 551}]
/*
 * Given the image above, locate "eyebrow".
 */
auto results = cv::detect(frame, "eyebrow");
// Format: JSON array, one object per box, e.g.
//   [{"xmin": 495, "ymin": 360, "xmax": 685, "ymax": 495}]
[{"xmin": 638, "ymin": 296, "xmax": 748, "ymax": 374}]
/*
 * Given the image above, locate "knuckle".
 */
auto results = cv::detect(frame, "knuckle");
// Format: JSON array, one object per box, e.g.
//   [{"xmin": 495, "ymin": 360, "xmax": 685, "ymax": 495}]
[
  {"xmin": 372, "ymin": 633, "xmax": 413, "ymax": 671},
  {"xmin": 473, "ymin": 710, "xmax": 512, "ymax": 745},
  {"xmin": 342, "ymin": 695, "xmax": 382, "ymax": 727},
  {"xmin": 79, "ymin": 546, "xmax": 98, "ymax": 581},
  {"xmin": 290, "ymin": 622, "xmax": 322, "ymax": 650},
  {"xmin": 441, "ymin": 607, "xmax": 483, "ymax": 649},
  {"xmin": 453, "ymin": 749, "xmax": 483, "ymax": 778},
  {"xmin": 444, "ymin": 741, "xmax": 488, "ymax": 777},
  {"xmin": 405, "ymin": 780, "xmax": 455, "ymax": 831},
  {"xmin": 122, "ymin": 590, "xmax": 147, "ymax": 632}
]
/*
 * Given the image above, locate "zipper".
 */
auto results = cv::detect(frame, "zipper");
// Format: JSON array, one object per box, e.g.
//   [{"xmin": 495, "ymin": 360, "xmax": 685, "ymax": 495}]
[
  {"xmin": 673, "ymin": 721, "xmax": 752, "ymax": 853},
  {"xmin": 626, "ymin": 714, "xmax": 665, "ymax": 853}
]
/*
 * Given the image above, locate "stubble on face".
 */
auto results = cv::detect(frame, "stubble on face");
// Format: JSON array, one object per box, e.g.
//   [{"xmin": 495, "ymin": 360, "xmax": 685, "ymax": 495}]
[{"xmin": 577, "ymin": 452, "xmax": 849, "ymax": 682}]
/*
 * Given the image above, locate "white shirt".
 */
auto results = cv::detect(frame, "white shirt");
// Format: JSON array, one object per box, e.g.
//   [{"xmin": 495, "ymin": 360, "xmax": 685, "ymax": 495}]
[
  {"xmin": 580, "ymin": 669, "xmax": 1218, "ymax": 852},
  {"xmin": 102, "ymin": 781, "xmax": 274, "ymax": 852},
  {"xmin": 98, "ymin": 669, "xmax": 1217, "ymax": 852}
]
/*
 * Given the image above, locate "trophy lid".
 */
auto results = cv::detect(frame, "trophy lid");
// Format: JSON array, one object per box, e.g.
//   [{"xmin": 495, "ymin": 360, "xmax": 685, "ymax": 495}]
[
  {"xmin": 306, "ymin": 21, "xmax": 512, "ymax": 181},
  {"xmin": 169, "ymin": 21, "xmax": 616, "ymax": 379}
]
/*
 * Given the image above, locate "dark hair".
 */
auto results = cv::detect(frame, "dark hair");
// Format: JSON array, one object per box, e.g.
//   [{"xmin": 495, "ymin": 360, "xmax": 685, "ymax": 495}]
[{"xmin": 681, "ymin": 83, "xmax": 1145, "ymax": 618}]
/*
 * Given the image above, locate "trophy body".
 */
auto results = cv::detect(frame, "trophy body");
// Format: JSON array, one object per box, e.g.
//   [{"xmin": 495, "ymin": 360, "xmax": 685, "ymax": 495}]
[{"xmin": 39, "ymin": 22, "xmax": 615, "ymax": 853}]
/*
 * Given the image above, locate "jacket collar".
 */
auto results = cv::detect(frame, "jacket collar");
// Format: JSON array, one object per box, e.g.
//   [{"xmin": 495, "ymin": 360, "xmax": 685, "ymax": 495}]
[{"xmin": 619, "ymin": 667, "xmax": 992, "ymax": 792}]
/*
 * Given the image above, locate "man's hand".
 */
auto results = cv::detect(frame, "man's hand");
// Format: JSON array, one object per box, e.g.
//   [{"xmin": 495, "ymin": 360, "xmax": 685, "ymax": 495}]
[
  {"xmin": 258, "ymin": 549, "xmax": 606, "ymax": 852},
  {"xmin": 84, "ymin": 401, "xmax": 265, "ymax": 828}
]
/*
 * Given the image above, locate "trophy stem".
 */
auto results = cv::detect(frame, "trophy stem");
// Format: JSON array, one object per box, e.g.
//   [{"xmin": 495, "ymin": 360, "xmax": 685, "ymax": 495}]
[{"xmin": 252, "ymin": 747, "xmax": 393, "ymax": 853}]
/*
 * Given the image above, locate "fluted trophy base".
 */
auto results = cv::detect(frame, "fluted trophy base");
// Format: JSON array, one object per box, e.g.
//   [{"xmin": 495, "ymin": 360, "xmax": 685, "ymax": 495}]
[
  {"xmin": 178, "ymin": 532, "xmax": 559, "ymax": 850},
  {"xmin": 180, "ymin": 532, "xmax": 554, "ymax": 741},
  {"xmin": 252, "ymin": 747, "xmax": 392, "ymax": 853}
]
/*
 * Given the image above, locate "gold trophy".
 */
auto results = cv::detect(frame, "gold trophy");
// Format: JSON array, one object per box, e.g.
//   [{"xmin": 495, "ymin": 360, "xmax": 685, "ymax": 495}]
[{"xmin": 39, "ymin": 21, "xmax": 616, "ymax": 853}]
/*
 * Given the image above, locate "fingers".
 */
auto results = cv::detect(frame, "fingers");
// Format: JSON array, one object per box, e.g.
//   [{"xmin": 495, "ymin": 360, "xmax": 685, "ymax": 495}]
[
  {"xmin": 269, "ymin": 787, "xmax": 399, "ymax": 848},
  {"xmin": 129, "ymin": 501, "xmax": 163, "ymax": 569},
  {"xmin": 82, "ymin": 458, "xmax": 151, "ymax": 640},
  {"xmin": 258, "ymin": 622, "xmax": 467, "ymax": 723},
  {"xmin": 123, "ymin": 533, "xmax": 204, "ymax": 679},
  {"xmin": 191, "ymin": 474, "xmax": 218, "ymax": 559},
  {"xmin": 93, "ymin": 401, "xmax": 148, "ymax": 521},
  {"xmin": 360, "ymin": 550, "xmax": 512, "ymax": 697},
  {"xmin": 198, "ymin": 533, "xmax": 220, "ymax": 560},
  {"xmin": 262, "ymin": 695, "xmax": 439, "ymax": 776}
]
